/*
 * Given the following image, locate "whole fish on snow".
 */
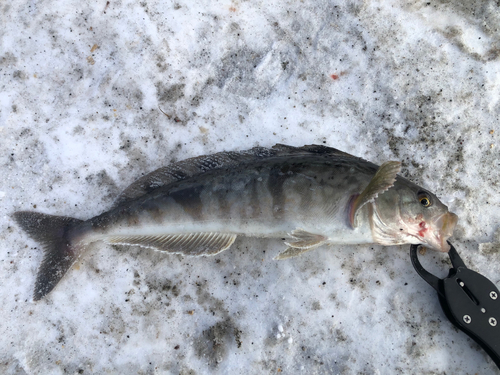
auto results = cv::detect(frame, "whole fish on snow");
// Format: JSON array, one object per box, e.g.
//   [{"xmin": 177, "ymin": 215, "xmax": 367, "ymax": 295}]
[{"xmin": 13, "ymin": 144, "xmax": 458, "ymax": 300}]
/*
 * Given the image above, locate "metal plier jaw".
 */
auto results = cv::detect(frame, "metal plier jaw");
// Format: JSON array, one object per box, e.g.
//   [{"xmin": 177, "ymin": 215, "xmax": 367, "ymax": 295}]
[{"xmin": 410, "ymin": 242, "xmax": 500, "ymax": 369}]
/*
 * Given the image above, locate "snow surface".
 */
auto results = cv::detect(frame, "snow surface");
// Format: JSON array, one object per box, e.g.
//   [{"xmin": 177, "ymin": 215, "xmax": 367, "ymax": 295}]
[{"xmin": 1, "ymin": 0, "xmax": 500, "ymax": 373}]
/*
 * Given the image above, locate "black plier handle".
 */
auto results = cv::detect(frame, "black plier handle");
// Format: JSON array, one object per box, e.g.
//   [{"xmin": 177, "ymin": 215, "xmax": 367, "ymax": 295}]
[{"xmin": 410, "ymin": 242, "xmax": 500, "ymax": 369}]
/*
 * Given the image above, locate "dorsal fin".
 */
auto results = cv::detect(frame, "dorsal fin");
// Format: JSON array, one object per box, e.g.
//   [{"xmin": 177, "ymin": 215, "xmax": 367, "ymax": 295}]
[
  {"xmin": 113, "ymin": 147, "xmax": 275, "ymax": 207},
  {"xmin": 272, "ymin": 144, "xmax": 360, "ymax": 158},
  {"xmin": 113, "ymin": 144, "xmax": 363, "ymax": 207}
]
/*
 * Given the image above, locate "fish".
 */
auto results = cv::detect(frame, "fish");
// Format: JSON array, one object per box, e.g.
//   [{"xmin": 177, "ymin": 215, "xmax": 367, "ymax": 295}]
[{"xmin": 12, "ymin": 144, "xmax": 458, "ymax": 300}]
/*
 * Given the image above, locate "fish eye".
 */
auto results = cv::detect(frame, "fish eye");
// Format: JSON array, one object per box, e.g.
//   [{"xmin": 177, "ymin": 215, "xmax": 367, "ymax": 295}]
[{"xmin": 418, "ymin": 192, "xmax": 432, "ymax": 207}]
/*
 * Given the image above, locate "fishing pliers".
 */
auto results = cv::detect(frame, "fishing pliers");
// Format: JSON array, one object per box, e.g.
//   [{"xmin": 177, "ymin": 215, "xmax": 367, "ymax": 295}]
[{"xmin": 410, "ymin": 242, "xmax": 500, "ymax": 369}]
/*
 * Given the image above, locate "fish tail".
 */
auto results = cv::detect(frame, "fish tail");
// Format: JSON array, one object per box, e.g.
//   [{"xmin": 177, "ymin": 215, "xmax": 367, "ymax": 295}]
[{"xmin": 12, "ymin": 211, "xmax": 86, "ymax": 301}]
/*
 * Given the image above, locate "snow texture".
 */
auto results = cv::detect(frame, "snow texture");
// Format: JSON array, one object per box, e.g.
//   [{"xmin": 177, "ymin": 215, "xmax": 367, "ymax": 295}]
[{"xmin": 1, "ymin": 0, "xmax": 500, "ymax": 374}]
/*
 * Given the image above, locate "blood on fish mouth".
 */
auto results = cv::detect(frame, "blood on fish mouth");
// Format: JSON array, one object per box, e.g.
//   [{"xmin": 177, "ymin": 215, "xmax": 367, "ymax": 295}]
[
  {"xmin": 420, "ymin": 212, "xmax": 458, "ymax": 252},
  {"xmin": 418, "ymin": 221, "xmax": 427, "ymax": 237}
]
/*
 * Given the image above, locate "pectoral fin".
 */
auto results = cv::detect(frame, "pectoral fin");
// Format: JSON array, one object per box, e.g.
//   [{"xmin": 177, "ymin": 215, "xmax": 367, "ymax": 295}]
[
  {"xmin": 275, "ymin": 229, "xmax": 327, "ymax": 260},
  {"xmin": 350, "ymin": 161, "xmax": 401, "ymax": 227}
]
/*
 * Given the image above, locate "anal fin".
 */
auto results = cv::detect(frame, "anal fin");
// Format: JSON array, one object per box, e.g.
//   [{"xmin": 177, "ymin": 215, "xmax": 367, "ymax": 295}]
[{"xmin": 106, "ymin": 232, "xmax": 237, "ymax": 256}]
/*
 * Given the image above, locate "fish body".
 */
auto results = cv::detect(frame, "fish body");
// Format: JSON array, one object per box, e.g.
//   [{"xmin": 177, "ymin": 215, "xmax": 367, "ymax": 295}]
[{"xmin": 13, "ymin": 144, "xmax": 458, "ymax": 300}]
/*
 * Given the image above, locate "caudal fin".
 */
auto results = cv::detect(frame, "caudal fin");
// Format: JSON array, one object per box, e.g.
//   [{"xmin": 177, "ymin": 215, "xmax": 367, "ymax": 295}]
[{"xmin": 12, "ymin": 211, "xmax": 84, "ymax": 301}]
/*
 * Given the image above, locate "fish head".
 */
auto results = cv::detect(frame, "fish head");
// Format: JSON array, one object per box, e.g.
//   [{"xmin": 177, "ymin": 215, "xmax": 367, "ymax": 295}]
[{"xmin": 371, "ymin": 177, "xmax": 458, "ymax": 252}]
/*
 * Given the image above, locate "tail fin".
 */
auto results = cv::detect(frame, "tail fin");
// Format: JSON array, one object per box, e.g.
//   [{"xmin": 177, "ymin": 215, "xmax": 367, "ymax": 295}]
[{"xmin": 12, "ymin": 211, "xmax": 85, "ymax": 301}]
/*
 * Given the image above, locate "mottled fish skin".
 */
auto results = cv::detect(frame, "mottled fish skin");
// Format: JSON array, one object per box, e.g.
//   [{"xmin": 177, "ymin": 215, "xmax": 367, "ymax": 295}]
[{"xmin": 12, "ymin": 144, "xmax": 458, "ymax": 300}]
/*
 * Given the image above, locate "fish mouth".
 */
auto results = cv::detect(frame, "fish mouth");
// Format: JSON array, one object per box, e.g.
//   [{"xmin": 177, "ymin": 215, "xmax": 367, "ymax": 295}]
[{"xmin": 422, "ymin": 212, "xmax": 458, "ymax": 252}]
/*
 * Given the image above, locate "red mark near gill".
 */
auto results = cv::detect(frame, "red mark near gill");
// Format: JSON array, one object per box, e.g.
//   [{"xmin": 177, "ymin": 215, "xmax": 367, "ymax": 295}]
[
  {"xmin": 331, "ymin": 74, "xmax": 339, "ymax": 80},
  {"xmin": 418, "ymin": 221, "xmax": 427, "ymax": 237}
]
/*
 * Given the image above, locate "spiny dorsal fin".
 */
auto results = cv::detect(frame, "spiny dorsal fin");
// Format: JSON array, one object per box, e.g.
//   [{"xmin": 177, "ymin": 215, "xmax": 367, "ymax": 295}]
[
  {"xmin": 113, "ymin": 144, "xmax": 361, "ymax": 208},
  {"xmin": 350, "ymin": 161, "xmax": 401, "ymax": 228},
  {"xmin": 106, "ymin": 232, "xmax": 237, "ymax": 256},
  {"xmin": 273, "ymin": 144, "xmax": 357, "ymax": 158}
]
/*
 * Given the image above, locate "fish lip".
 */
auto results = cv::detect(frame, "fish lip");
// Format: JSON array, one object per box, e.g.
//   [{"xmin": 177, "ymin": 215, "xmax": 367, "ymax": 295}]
[{"xmin": 419, "ymin": 212, "xmax": 458, "ymax": 252}]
